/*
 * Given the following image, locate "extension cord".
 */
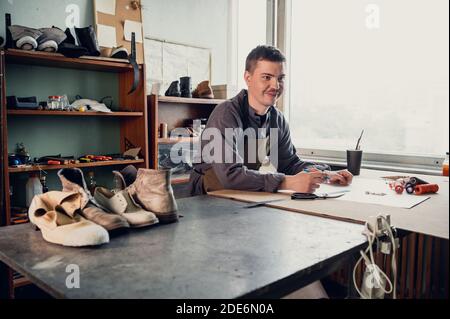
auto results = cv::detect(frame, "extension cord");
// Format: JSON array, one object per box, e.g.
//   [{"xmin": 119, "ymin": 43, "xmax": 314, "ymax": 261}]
[{"xmin": 353, "ymin": 214, "xmax": 398, "ymax": 299}]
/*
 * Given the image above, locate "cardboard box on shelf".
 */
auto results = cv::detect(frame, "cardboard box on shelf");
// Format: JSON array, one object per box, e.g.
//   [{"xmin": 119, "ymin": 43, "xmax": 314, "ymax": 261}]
[{"xmin": 212, "ymin": 85, "xmax": 238, "ymax": 100}]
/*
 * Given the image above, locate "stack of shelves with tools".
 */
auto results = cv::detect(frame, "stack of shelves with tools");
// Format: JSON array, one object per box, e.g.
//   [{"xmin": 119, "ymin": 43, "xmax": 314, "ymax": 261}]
[
  {"xmin": 1, "ymin": 49, "xmax": 149, "ymax": 294},
  {"xmin": 148, "ymin": 94, "xmax": 225, "ymax": 196}
]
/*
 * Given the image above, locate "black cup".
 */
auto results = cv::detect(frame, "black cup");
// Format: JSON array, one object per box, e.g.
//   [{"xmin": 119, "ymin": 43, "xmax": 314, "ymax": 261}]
[{"xmin": 347, "ymin": 149, "xmax": 363, "ymax": 176}]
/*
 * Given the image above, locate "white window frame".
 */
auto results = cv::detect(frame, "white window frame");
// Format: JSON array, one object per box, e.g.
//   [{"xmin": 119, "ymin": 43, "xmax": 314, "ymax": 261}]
[{"xmin": 277, "ymin": 0, "xmax": 446, "ymax": 175}]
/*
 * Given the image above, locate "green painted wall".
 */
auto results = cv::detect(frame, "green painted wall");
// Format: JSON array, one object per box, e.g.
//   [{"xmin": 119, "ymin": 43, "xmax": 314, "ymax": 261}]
[{"xmin": 1, "ymin": 1, "xmax": 123, "ymax": 204}]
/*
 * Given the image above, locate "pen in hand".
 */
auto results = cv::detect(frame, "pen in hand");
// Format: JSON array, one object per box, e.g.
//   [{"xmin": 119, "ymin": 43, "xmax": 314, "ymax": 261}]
[{"xmin": 304, "ymin": 168, "xmax": 330, "ymax": 183}]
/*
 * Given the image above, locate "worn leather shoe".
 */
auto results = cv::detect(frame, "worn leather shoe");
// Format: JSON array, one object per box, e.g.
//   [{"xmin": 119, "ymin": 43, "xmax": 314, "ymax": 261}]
[
  {"xmin": 127, "ymin": 169, "xmax": 179, "ymax": 224},
  {"xmin": 29, "ymin": 191, "xmax": 109, "ymax": 247},
  {"xmin": 94, "ymin": 187, "xmax": 159, "ymax": 228},
  {"xmin": 58, "ymin": 168, "xmax": 129, "ymax": 231},
  {"xmin": 192, "ymin": 80, "xmax": 214, "ymax": 99}
]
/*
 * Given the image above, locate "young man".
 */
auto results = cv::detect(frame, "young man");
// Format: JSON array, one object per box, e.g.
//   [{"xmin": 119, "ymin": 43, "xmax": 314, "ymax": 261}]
[{"xmin": 188, "ymin": 45, "xmax": 353, "ymax": 195}]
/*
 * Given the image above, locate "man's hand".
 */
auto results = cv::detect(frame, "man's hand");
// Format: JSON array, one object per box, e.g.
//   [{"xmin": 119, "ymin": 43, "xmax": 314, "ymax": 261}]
[
  {"xmin": 325, "ymin": 170, "xmax": 353, "ymax": 186},
  {"xmin": 279, "ymin": 171, "xmax": 326, "ymax": 193}
]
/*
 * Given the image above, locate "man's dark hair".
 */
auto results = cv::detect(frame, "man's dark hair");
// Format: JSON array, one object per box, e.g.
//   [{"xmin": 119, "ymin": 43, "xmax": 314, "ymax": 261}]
[{"xmin": 245, "ymin": 45, "xmax": 286, "ymax": 73}]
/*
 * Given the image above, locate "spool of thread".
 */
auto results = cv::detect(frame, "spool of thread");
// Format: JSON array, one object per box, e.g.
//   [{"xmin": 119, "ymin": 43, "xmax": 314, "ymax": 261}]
[
  {"xmin": 414, "ymin": 184, "xmax": 439, "ymax": 195},
  {"xmin": 160, "ymin": 123, "xmax": 168, "ymax": 138},
  {"xmin": 393, "ymin": 181, "xmax": 404, "ymax": 194},
  {"xmin": 409, "ymin": 177, "xmax": 428, "ymax": 186},
  {"xmin": 405, "ymin": 182, "xmax": 415, "ymax": 194}
]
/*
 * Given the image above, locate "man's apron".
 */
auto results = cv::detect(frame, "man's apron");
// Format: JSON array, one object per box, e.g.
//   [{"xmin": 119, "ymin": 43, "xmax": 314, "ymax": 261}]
[{"xmin": 202, "ymin": 96, "xmax": 276, "ymax": 193}]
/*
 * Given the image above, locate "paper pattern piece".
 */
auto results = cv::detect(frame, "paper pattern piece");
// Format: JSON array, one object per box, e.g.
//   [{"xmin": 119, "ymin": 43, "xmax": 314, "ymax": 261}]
[
  {"xmin": 124, "ymin": 20, "xmax": 143, "ymax": 43},
  {"xmin": 97, "ymin": 24, "xmax": 117, "ymax": 48},
  {"xmin": 315, "ymin": 178, "xmax": 430, "ymax": 209},
  {"xmin": 95, "ymin": 0, "xmax": 116, "ymax": 15}
]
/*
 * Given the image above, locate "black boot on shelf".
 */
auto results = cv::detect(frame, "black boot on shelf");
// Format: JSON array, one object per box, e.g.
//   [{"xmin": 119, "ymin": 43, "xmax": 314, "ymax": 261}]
[
  {"xmin": 165, "ymin": 81, "xmax": 181, "ymax": 97},
  {"xmin": 180, "ymin": 76, "xmax": 192, "ymax": 98},
  {"xmin": 74, "ymin": 25, "xmax": 100, "ymax": 56}
]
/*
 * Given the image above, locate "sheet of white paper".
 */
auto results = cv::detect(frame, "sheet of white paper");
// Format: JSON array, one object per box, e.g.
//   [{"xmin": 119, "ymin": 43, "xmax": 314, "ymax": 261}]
[
  {"xmin": 279, "ymin": 177, "xmax": 430, "ymax": 209},
  {"xmin": 95, "ymin": 0, "xmax": 116, "ymax": 15},
  {"xmin": 124, "ymin": 20, "xmax": 143, "ymax": 43},
  {"xmin": 97, "ymin": 24, "xmax": 117, "ymax": 48},
  {"xmin": 319, "ymin": 178, "xmax": 429, "ymax": 208}
]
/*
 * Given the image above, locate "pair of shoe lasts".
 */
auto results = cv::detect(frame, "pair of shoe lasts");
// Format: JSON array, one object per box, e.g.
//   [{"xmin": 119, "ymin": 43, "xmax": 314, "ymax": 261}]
[
  {"xmin": 29, "ymin": 191, "xmax": 109, "ymax": 247},
  {"xmin": 9, "ymin": 25, "xmax": 66, "ymax": 52},
  {"xmin": 165, "ymin": 77, "xmax": 192, "ymax": 98},
  {"xmin": 58, "ymin": 168, "xmax": 157, "ymax": 231},
  {"xmin": 111, "ymin": 166, "xmax": 179, "ymax": 224}
]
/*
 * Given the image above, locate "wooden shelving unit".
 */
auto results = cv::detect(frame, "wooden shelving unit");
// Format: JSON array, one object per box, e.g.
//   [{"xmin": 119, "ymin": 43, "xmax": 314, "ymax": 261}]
[
  {"xmin": 148, "ymin": 94, "xmax": 225, "ymax": 187},
  {"xmin": 1, "ymin": 48, "xmax": 149, "ymax": 227},
  {"xmin": 148, "ymin": 94, "xmax": 224, "ymax": 169}
]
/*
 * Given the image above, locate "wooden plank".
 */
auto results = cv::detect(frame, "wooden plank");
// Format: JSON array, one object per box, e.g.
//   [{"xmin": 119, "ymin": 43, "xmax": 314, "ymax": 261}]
[
  {"xmin": 7, "ymin": 110, "xmax": 143, "ymax": 117},
  {"xmin": 415, "ymin": 234, "xmax": 425, "ymax": 298},
  {"xmin": 385, "ymin": 253, "xmax": 392, "ymax": 284},
  {"xmin": 424, "ymin": 236, "xmax": 433, "ymax": 298},
  {"xmin": 13, "ymin": 276, "xmax": 31, "ymax": 289},
  {"xmin": 408, "ymin": 233, "xmax": 417, "ymax": 298},
  {"xmin": 148, "ymin": 95, "xmax": 159, "ymax": 168},
  {"xmin": 432, "ymin": 238, "xmax": 441, "ymax": 298},
  {"xmin": 400, "ymin": 236, "xmax": 409, "ymax": 298},
  {"xmin": 158, "ymin": 95, "xmax": 226, "ymax": 105},
  {"xmin": 1, "ymin": 50, "xmax": 11, "ymax": 226},
  {"xmin": 0, "ymin": 50, "xmax": 6, "ymax": 227},
  {"xmin": 444, "ymin": 239, "xmax": 449, "ymax": 298},
  {"xmin": 5, "ymin": 49, "xmax": 133, "ymax": 73},
  {"xmin": 8, "ymin": 159, "xmax": 144, "ymax": 173},
  {"xmin": 119, "ymin": 67, "xmax": 148, "ymax": 169}
]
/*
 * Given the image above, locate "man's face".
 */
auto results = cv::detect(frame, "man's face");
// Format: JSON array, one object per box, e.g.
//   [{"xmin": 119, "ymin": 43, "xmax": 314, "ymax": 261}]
[{"xmin": 245, "ymin": 60, "xmax": 285, "ymax": 109}]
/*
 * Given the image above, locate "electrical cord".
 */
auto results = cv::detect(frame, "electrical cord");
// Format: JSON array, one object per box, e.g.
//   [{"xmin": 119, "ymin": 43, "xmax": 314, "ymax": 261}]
[{"xmin": 353, "ymin": 215, "xmax": 397, "ymax": 299}]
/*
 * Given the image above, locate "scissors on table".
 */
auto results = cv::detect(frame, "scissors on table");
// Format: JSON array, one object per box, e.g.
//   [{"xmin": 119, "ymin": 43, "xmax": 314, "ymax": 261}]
[
  {"xmin": 244, "ymin": 190, "xmax": 349, "ymax": 208},
  {"xmin": 291, "ymin": 190, "xmax": 349, "ymax": 200}
]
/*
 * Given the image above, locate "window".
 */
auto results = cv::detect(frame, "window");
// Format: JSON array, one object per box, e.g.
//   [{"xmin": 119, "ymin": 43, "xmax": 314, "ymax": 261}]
[
  {"xmin": 286, "ymin": 0, "xmax": 449, "ymax": 162},
  {"xmin": 229, "ymin": 0, "xmax": 269, "ymax": 90}
]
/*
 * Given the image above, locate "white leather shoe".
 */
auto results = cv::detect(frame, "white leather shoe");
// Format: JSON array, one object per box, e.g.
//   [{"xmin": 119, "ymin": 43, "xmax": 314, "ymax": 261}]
[
  {"xmin": 94, "ymin": 187, "xmax": 159, "ymax": 228},
  {"xmin": 29, "ymin": 192, "xmax": 109, "ymax": 247}
]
